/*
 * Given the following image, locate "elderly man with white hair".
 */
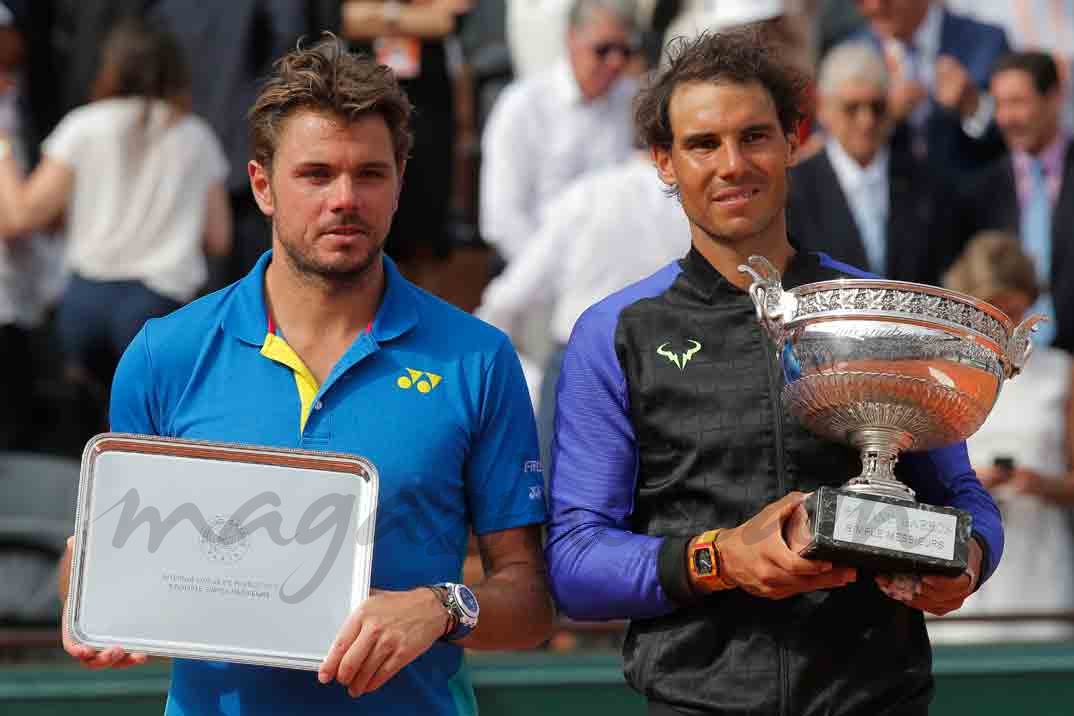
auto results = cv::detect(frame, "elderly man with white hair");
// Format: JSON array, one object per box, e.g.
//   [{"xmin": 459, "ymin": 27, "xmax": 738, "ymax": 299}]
[{"xmin": 787, "ymin": 41, "xmax": 968, "ymax": 285}]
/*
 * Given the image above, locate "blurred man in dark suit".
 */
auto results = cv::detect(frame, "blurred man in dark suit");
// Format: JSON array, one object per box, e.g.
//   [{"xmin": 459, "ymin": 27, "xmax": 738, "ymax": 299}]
[
  {"xmin": 962, "ymin": 51, "xmax": 1073, "ymax": 352},
  {"xmin": 853, "ymin": 0, "xmax": 1009, "ymax": 183},
  {"xmin": 788, "ymin": 41, "xmax": 964, "ymax": 285}
]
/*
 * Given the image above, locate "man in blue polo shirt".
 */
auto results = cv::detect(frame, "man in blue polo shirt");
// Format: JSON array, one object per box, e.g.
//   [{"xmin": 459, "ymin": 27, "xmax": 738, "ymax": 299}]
[{"xmin": 59, "ymin": 36, "xmax": 554, "ymax": 714}]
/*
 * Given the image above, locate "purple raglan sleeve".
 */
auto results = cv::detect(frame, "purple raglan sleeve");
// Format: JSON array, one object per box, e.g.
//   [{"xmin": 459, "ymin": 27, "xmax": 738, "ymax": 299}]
[{"xmin": 544, "ymin": 281, "xmax": 681, "ymax": 621}]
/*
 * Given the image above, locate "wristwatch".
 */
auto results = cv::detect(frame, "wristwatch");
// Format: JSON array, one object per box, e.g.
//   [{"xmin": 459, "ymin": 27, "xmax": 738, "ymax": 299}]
[
  {"xmin": 428, "ymin": 582, "xmax": 479, "ymax": 641},
  {"xmin": 688, "ymin": 529, "xmax": 736, "ymax": 592}
]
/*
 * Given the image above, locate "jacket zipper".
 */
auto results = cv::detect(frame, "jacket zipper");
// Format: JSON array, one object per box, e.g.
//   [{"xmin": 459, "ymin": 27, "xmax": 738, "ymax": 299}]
[{"xmin": 761, "ymin": 330, "xmax": 790, "ymax": 716}]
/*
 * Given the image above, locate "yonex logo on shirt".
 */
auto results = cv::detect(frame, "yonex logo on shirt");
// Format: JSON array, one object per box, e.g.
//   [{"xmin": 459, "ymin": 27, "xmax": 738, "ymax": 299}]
[{"xmin": 396, "ymin": 368, "xmax": 443, "ymax": 393}]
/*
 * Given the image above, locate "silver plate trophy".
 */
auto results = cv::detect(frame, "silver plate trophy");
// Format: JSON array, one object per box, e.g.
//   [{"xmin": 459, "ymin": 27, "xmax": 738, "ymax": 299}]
[
  {"xmin": 66, "ymin": 434, "xmax": 379, "ymax": 670},
  {"xmin": 739, "ymin": 256, "xmax": 1044, "ymax": 576}
]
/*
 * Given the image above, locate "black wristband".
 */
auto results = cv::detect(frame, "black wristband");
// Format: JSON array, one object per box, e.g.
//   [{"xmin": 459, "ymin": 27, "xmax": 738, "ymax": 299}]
[{"xmin": 658, "ymin": 535, "xmax": 700, "ymax": 606}]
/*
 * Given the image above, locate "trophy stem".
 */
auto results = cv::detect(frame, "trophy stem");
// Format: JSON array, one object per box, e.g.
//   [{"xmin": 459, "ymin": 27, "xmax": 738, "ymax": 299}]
[{"xmin": 843, "ymin": 427, "xmax": 917, "ymax": 502}]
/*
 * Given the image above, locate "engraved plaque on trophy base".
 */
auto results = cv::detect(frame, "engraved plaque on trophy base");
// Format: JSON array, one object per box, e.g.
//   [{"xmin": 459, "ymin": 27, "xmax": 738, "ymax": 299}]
[{"xmin": 797, "ymin": 486, "xmax": 972, "ymax": 576}]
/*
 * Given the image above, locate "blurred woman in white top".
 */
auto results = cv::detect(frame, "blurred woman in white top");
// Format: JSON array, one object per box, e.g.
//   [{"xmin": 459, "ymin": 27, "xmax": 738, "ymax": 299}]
[
  {"xmin": 929, "ymin": 231, "xmax": 1074, "ymax": 643},
  {"xmin": 0, "ymin": 17, "xmax": 230, "ymax": 403}
]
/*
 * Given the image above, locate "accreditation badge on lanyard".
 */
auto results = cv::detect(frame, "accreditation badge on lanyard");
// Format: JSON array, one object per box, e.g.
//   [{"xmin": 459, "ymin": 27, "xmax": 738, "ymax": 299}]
[{"xmin": 374, "ymin": 37, "xmax": 422, "ymax": 80}]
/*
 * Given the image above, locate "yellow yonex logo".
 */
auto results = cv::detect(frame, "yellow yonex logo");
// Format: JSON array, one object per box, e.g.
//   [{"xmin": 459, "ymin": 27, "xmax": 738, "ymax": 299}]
[{"xmin": 397, "ymin": 368, "xmax": 443, "ymax": 394}]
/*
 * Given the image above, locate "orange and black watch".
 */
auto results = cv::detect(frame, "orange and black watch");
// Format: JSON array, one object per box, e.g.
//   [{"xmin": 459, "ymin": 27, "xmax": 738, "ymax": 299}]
[{"xmin": 688, "ymin": 529, "xmax": 736, "ymax": 592}]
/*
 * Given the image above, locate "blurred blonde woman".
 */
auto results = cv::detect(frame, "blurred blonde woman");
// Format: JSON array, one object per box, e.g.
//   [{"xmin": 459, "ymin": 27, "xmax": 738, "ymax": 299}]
[
  {"xmin": 930, "ymin": 231, "xmax": 1074, "ymax": 643},
  {"xmin": 0, "ymin": 18, "xmax": 230, "ymax": 426}
]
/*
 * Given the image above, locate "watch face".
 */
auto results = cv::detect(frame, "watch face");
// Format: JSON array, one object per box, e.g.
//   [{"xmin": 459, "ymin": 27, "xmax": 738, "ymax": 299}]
[
  {"xmin": 693, "ymin": 547, "xmax": 714, "ymax": 576},
  {"xmin": 455, "ymin": 585, "xmax": 479, "ymax": 617}
]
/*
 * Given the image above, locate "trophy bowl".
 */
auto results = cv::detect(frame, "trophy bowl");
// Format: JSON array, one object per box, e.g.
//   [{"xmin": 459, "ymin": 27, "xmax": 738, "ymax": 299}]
[{"xmin": 739, "ymin": 255, "xmax": 1044, "ymax": 575}]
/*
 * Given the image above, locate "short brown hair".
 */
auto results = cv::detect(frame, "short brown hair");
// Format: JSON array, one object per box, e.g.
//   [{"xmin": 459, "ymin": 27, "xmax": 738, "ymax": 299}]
[
  {"xmin": 942, "ymin": 231, "xmax": 1040, "ymax": 305},
  {"xmin": 635, "ymin": 27, "xmax": 807, "ymax": 149},
  {"xmin": 249, "ymin": 34, "xmax": 413, "ymax": 170}
]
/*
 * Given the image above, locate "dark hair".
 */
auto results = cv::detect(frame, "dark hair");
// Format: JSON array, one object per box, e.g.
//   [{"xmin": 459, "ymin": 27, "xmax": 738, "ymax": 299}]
[
  {"xmin": 249, "ymin": 34, "xmax": 413, "ymax": 170},
  {"xmin": 992, "ymin": 51, "xmax": 1060, "ymax": 95},
  {"xmin": 635, "ymin": 27, "xmax": 808, "ymax": 149},
  {"xmin": 91, "ymin": 17, "xmax": 190, "ymax": 106}
]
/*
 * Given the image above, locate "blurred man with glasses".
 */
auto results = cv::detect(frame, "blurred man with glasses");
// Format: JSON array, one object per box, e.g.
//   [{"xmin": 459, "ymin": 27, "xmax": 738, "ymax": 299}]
[
  {"xmin": 480, "ymin": 0, "xmax": 639, "ymax": 263},
  {"xmin": 788, "ymin": 41, "xmax": 966, "ymax": 285}
]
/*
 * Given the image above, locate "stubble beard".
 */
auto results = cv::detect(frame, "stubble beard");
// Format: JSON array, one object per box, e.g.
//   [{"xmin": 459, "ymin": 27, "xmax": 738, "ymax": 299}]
[
  {"xmin": 691, "ymin": 199, "xmax": 782, "ymax": 252},
  {"xmin": 275, "ymin": 224, "xmax": 384, "ymax": 290}
]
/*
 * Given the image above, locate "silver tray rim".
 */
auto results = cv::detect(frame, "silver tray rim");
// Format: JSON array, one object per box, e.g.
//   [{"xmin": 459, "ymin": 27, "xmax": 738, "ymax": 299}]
[{"xmin": 64, "ymin": 432, "xmax": 380, "ymax": 671}]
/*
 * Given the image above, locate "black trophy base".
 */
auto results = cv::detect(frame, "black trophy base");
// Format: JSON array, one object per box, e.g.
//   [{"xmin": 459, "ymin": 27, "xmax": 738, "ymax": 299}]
[{"xmin": 799, "ymin": 486, "xmax": 972, "ymax": 576}]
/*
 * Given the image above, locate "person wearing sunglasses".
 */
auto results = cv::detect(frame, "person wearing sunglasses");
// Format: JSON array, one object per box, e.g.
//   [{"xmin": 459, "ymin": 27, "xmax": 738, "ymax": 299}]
[
  {"xmin": 787, "ymin": 41, "xmax": 967, "ymax": 286},
  {"xmin": 481, "ymin": 0, "xmax": 639, "ymax": 264}
]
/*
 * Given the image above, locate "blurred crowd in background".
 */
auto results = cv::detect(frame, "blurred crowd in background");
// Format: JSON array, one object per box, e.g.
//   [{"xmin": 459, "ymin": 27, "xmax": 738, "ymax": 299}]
[{"xmin": 3, "ymin": 0, "xmax": 1074, "ymax": 649}]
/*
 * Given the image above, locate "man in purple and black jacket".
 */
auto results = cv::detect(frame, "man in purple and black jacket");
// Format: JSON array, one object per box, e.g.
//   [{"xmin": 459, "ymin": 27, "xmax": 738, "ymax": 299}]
[{"xmin": 545, "ymin": 29, "xmax": 1003, "ymax": 716}]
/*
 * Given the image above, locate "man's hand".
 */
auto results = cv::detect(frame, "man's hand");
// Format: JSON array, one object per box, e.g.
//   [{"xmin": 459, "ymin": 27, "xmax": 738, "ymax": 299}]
[
  {"xmin": 888, "ymin": 78, "xmax": 928, "ymax": 122},
  {"xmin": 717, "ymin": 492, "xmax": 857, "ymax": 599},
  {"xmin": 319, "ymin": 588, "xmax": 449, "ymax": 698},
  {"xmin": 882, "ymin": 41, "xmax": 927, "ymax": 122},
  {"xmin": 59, "ymin": 536, "xmax": 148, "ymax": 669},
  {"xmin": 934, "ymin": 55, "xmax": 980, "ymax": 118},
  {"xmin": 875, "ymin": 537, "xmax": 983, "ymax": 616},
  {"xmin": 975, "ymin": 465, "xmax": 1013, "ymax": 490},
  {"xmin": 1008, "ymin": 467, "xmax": 1048, "ymax": 497}
]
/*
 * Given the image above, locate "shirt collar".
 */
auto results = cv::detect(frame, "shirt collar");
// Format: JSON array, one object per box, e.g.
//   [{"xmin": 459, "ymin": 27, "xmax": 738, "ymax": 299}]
[
  {"xmin": 826, "ymin": 139, "xmax": 889, "ymax": 189},
  {"xmin": 1013, "ymin": 132, "xmax": 1070, "ymax": 179},
  {"xmin": 911, "ymin": 2, "xmax": 943, "ymax": 62},
  {"xmin": 551, "ymin": 60, "xmax": 584, "ymax": 106},
  {"xmin": 221, "ymin": 250, "xmax": 419, "ymax": 346},
  {"xmin": 678, "ymin": 240, "xmax": 820, "ymax": 302}
]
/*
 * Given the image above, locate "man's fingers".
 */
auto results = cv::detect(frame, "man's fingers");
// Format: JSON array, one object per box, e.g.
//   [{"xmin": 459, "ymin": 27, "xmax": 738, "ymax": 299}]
[
  {"xmin": 111, "ymin": 652, "xmax": 149, "ymax": 669},
  {"xmin": 904, "ymin": 593, "xmax": 962, "ymax": 616},
  {"xmin": 82, "ymin": 646, "xmax": 127, "ymax": 670},
  {"xmin": 64, "ymin": 642, "xmax": 94, "ymax": 660},
  {"xmin": 365, "ymin": 653, "xmax": 407, "ymax": 693},
  {"xmin": 769, "ymin": 547, "xmax": 833, "ymax": 576},
  {"xmin": 935, "ymin": 55, "xmax": 960, "ymax": 78},
  {"xmin": 343, "ymin": 631, "xmax": 395, "ymax": 695},
  {"xmin": 335, "ymin": 622, "xmax": 380, "ymax": 689},
  {"xmin": 793, "ymin": 568, "xmax": 858, "ymax": 593},
  {"xmin": 877, "ymin": 572, "xmax": 970, "ymax": 614},
  {"xmin": 773, "ymin": 491, "xmax": 807, "ymax": 514},
  {"xmin": 346, "ymin": 636, "xmax": 394, "ymax": 698},
  {"xmin": 882, "ymin": 40, "xmax": 905, "ymax": 78},
  {"xmin": 920, "ymin": 571, "xmax": 973, "ymax": 599},
  {"xmin": 319, "ymin": 611, "xmax": 365, "ymax": 683}
]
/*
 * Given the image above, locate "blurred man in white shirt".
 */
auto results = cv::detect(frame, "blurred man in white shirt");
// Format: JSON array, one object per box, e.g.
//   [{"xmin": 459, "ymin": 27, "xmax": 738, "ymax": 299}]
[
  {"xmin": 481, "ymin": 0, "xmax": 639, "ymax": 263},
  {"xmin": 478, "ymin": 150, "xmax": 689, "ymax": 469}
]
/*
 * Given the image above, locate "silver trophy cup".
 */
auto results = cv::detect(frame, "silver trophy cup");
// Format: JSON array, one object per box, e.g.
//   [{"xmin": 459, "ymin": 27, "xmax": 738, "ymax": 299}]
[{"xmin": 739, "ymin": 256, "xmax": 1044, "ymax": 575}]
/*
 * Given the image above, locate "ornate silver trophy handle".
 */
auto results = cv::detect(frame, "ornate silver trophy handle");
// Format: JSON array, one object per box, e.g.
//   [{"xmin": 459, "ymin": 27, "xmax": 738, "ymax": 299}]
[
  {"xmin": 738, "ymin": 255, "xmax": 797, "ymax": 345},
  {"xmin": 1006, "ymin": 314, "xmax": 1048, "ymax": 378}
]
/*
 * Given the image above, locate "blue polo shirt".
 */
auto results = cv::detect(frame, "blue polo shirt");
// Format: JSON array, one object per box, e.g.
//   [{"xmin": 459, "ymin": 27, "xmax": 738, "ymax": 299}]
[{"xmin": 110, "ymin": 252, "xmax": 546, "ymax": 715}]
